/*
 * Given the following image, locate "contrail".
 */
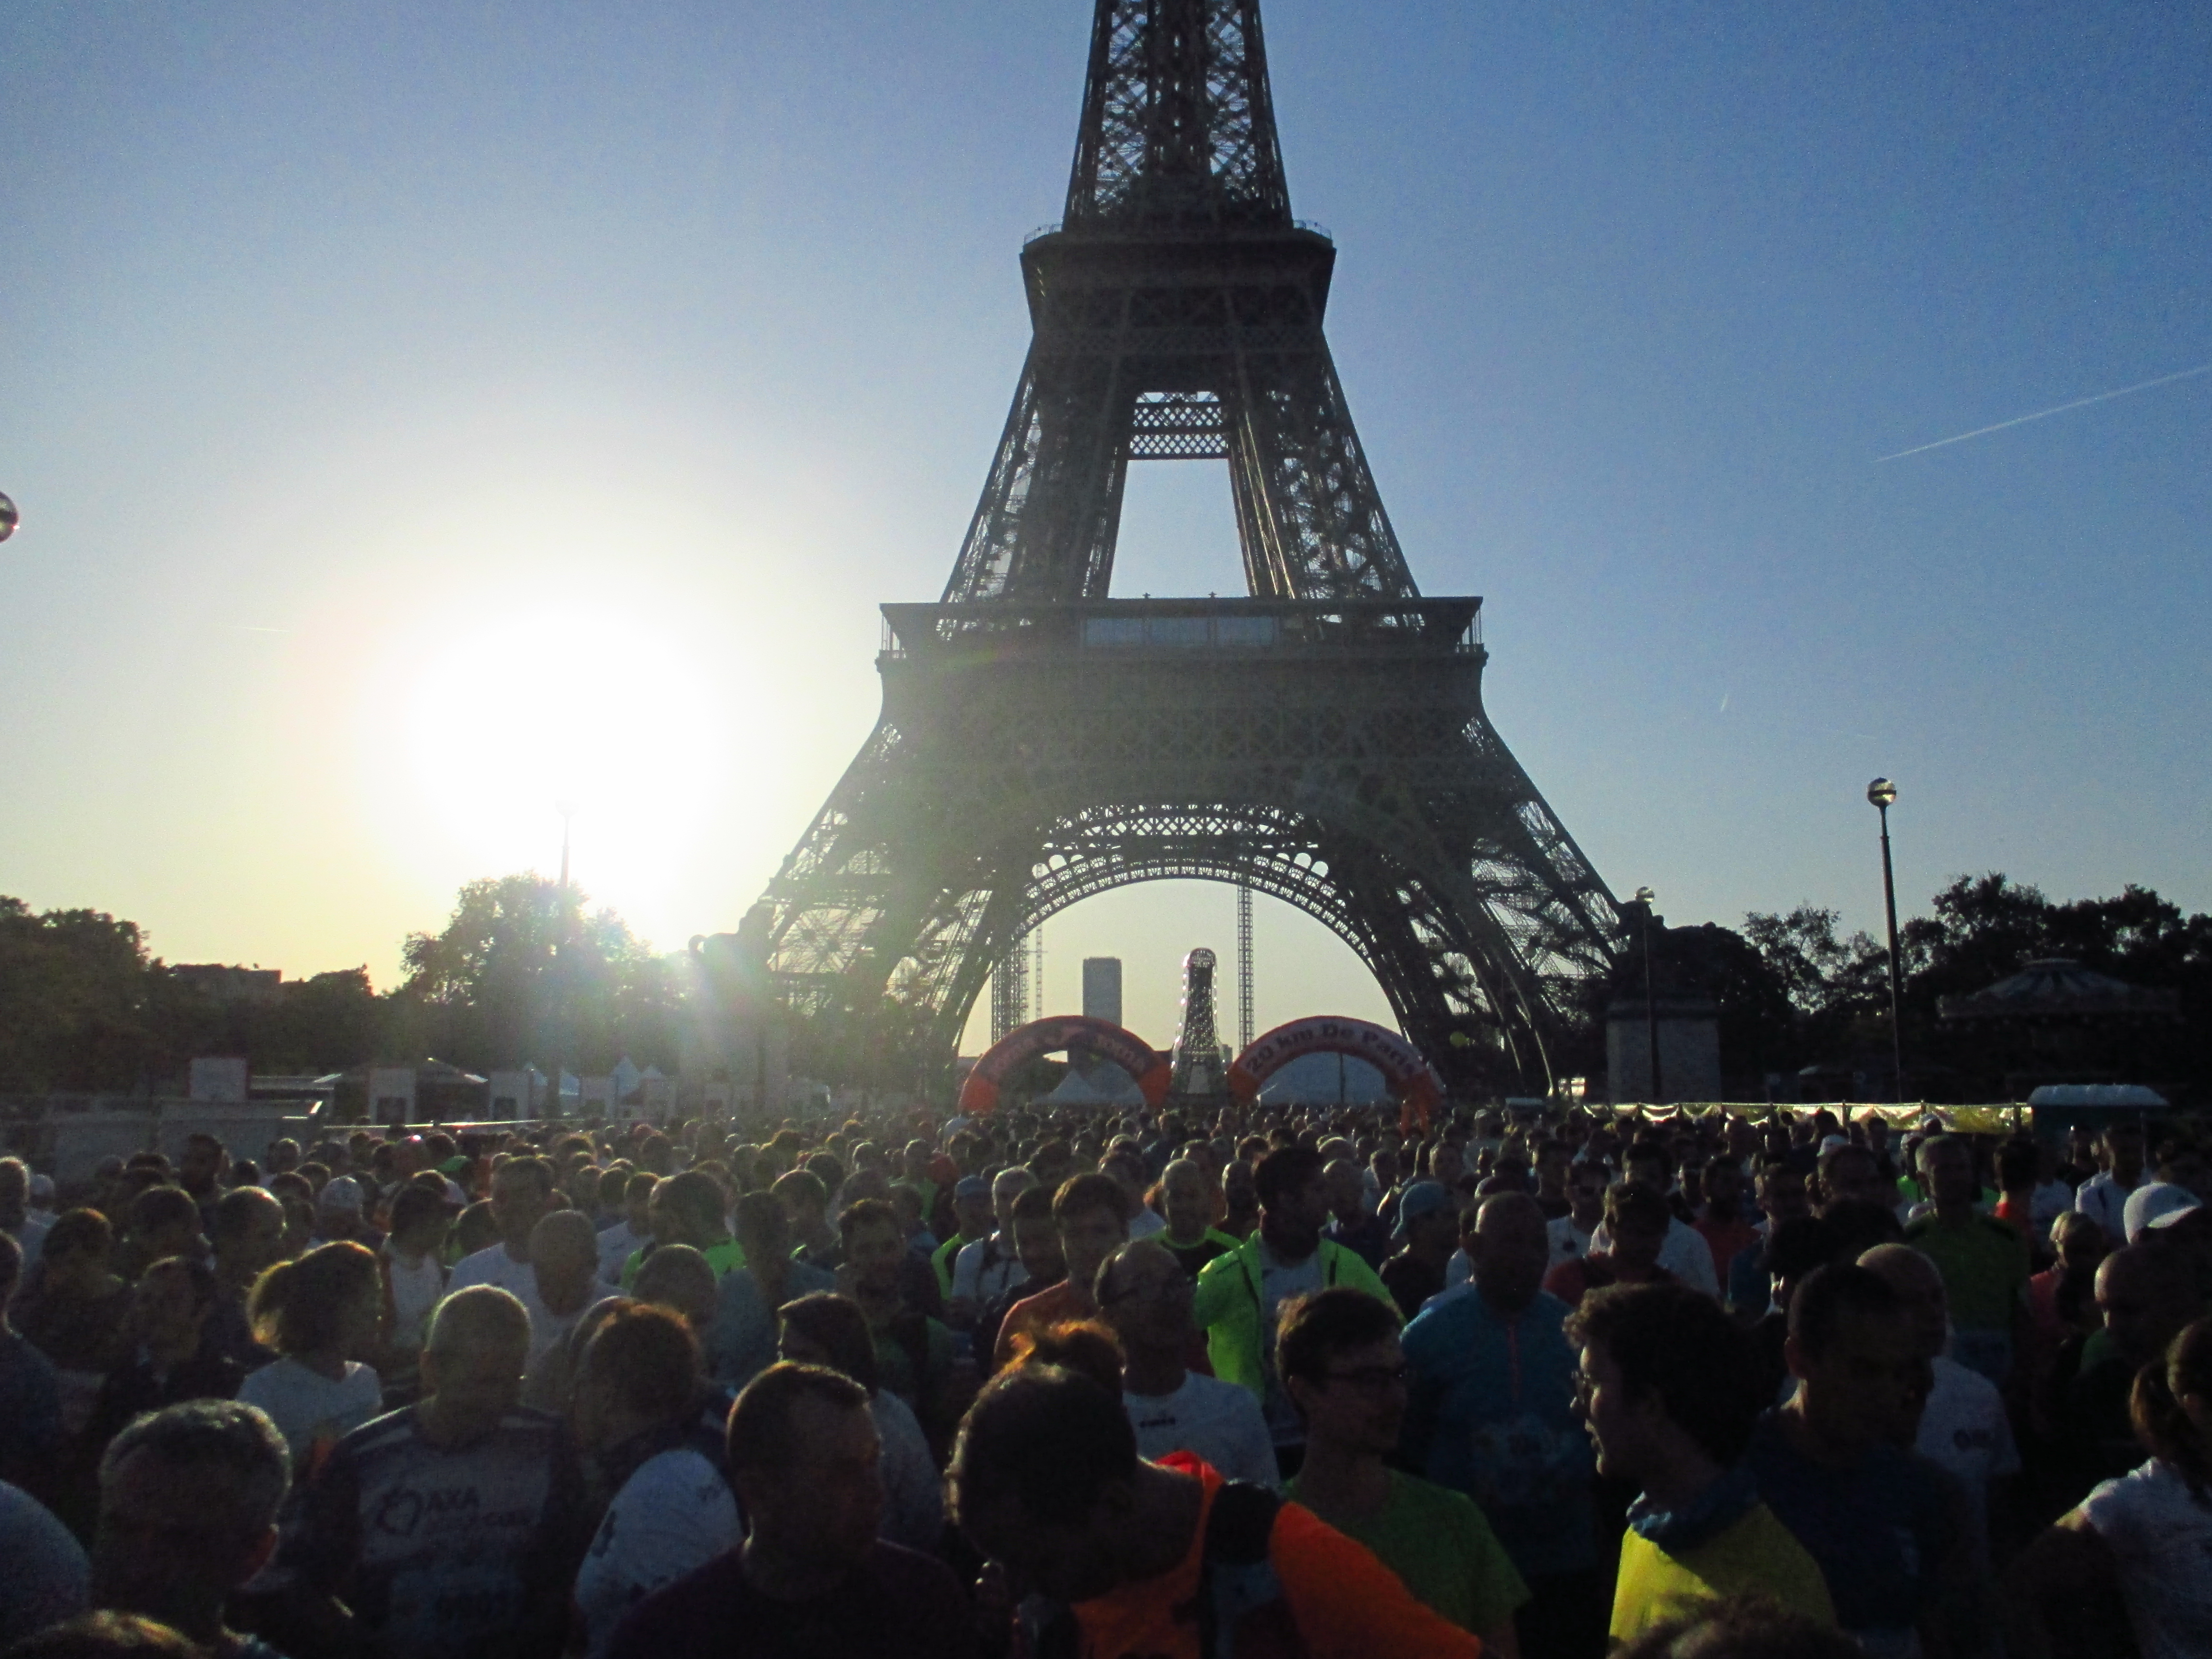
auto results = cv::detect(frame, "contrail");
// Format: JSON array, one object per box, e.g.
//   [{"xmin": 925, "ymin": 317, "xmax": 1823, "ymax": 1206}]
[{"xmin": 1874, "ymin": 361, "xmax": 2212, "ymax": 463}]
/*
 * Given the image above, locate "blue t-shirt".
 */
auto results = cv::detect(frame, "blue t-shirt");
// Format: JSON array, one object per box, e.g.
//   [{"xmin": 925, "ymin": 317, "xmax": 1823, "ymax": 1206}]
[
  {"xmin": 1401, "ymin": 1286, "xmax": 1593, "ymax": 1576},
  {"xmin": 1745, "ymin": 1410, "xmax": 1953, "ymax": 1640},
  {"xmin": 706, "ymin": 1260, "xmax": 836, "ymax": 1389},
  {"xmin": 0, "ymin": 1332, "xmax": 61, "ymax": 1486},
  {"xmin": 1726, "ymin": 1239, "xmax": 1769, "ymax": 1314}
]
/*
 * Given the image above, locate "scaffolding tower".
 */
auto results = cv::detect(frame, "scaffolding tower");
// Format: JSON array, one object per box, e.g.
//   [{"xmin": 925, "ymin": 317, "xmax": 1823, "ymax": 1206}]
[{"xmin": 1237, "ymin": 885, "xmax": 1254, "ymax": 1050}]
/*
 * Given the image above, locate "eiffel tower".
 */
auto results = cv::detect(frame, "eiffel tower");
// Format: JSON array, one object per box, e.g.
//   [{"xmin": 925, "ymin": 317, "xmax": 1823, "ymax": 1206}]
[{"xmin": 747, "ymin": 0, "xmax": 1623, "ymax": 1094}]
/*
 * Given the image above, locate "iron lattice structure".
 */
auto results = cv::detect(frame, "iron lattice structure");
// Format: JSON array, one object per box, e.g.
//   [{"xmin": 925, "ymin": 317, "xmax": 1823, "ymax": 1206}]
[
  {"xmin": 749, "ymin": 0, "xmax": 1623, "ymax": 1094},
  {"xmin": 1171, "ymin": 947, "xmax": 1227, "ymax": 1096},
  {"xmin": 1235, "ymin": 884, "xmax": 1255, "ymax": 1050}
]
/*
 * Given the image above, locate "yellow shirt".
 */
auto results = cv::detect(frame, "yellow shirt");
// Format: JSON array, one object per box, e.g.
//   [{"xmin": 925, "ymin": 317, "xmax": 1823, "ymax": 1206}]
[{"xmin": 1610, "ymin": 1499, "xmax": 1836, "ymax": 1645}]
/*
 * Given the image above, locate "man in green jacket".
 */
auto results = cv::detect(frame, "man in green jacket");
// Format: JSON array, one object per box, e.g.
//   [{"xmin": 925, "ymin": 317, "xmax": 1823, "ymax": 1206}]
[{"xmin": 1193, "ymin": 1145, "xmax": 1394, "ymax": 1478}]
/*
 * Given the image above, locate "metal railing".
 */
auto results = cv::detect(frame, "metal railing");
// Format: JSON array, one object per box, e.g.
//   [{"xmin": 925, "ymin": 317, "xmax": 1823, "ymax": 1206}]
[{"xmin": 881, "ymin": 596, "xmax": 1482, "ymax": 660}]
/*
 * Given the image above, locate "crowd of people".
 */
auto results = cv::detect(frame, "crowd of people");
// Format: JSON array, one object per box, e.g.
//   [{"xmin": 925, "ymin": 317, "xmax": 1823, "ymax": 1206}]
[{"xmin": 0, "ymin": 1097, "xmax": 2207, "ymax": 1659}]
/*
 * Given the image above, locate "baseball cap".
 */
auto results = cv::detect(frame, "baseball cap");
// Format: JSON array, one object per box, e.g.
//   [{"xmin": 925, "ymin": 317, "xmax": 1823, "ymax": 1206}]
[
  {"xmin": 953, "ymin": 1175, "xmax": 991, "ymax": 1201},
  {"xmin": 2123, "ymin": 1180, "xmax": 2201, "ymax": 1244},
  {"xmin": 319, "ymin": 1175, "xmax": 364, "ymax": 1212},
  {"xmin": 1392, "ymin": 1179, "xmax": 1455, "ymax": 1242}
]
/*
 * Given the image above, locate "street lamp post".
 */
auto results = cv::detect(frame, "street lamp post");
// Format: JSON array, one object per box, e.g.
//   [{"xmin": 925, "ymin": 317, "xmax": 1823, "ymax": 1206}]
[
  {"xmin": 1634, "ymin": 886, "xmax": 1663, "ymax": 1106},
  {"xmin": 1867, "ymin": 779, "xmax": 1906, "ymax": 1102},
  {"xmin": 551, "ymin": 801, "xmax": 577, "ymax": 1120}
]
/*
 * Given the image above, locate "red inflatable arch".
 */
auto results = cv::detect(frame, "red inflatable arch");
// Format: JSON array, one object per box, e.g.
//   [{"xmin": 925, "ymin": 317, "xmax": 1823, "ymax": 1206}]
[
  {"xmin": 958, "ymin": 1014, "xmax": 1173, "ymax": 1116},
  {"xmin": 1228, "ymin": 1016, "xmax": 1445, "ymax": 1132}
]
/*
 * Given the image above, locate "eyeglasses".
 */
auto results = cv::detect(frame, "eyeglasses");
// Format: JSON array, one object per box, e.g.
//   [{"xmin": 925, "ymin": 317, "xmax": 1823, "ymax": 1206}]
[
  {"xmin": 1320, "ymin": 1364, "xmax": 1409, "ymax": 1393},
  {"xmin": 1570, "ymin": 1369, "xmax": 1595, "ymax": 1411}
]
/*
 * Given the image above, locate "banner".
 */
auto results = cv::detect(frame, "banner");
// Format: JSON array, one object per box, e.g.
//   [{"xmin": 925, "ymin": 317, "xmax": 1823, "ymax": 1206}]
[
  {"xmin": 958, "ymin": 1015, "xmax": 1171, "ymax": 1115},
  {"xmin": 1228, "ymin": 1016, "xmax": 1443, "ymax": 1133}
]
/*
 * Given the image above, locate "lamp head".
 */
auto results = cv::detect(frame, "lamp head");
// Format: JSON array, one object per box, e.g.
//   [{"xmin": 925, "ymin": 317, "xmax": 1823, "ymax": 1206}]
[
  {"xmin": 0, "ymin": 492, "xmax": 16, "ymax": 542},
  {"xmin": 1633, "ymin": 886, "xmax": 1656, "ymax": 906},
  {"xmin": 1867, "ymin": 778, "xmax": 1898, "ymax": 809}
]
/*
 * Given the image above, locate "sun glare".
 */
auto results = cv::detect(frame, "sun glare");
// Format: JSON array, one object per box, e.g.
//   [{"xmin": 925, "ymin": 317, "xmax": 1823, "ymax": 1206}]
[{"xmin": 394, "ymin": 608, "xmax": 726, "ymax": 931}]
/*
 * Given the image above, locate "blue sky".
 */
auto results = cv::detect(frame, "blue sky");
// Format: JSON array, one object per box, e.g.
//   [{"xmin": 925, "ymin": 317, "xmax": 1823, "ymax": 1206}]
[{"xmin": 3, "ymin": 1, "xmax": 2205, "ymax": 1053}]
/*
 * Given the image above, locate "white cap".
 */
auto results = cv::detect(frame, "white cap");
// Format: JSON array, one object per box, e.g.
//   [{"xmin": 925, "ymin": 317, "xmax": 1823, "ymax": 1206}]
[{"xmin": 2122, "ymin": 1180, "xmax": 2201, "ymax": 1245}]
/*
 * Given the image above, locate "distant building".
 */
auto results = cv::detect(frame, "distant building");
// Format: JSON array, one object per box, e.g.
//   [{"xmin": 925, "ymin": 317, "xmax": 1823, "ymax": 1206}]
[
  {"xmin": 171, "ymin": 965, "xmax": 283, "ymax": 1005},
  {"xmin": 1083, "ymin": 957, "xmax": 1124, "ymax": 1027}
]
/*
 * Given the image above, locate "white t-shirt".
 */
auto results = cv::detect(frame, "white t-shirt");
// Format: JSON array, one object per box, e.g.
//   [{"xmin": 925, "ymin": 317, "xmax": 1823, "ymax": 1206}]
[
  {"xmin": 2076, "ymin": 1172, "xmax": 2146, "ymax": 1243},
  {"xmin": 951, "ymin": 1233, "xmax": 1025, "ymax": 1307},
  {"xmin": 1124, "ymin": 1370, "xmax": 1280, "ymax": 1490},
  {"xmin": 595, "ymin": 1222, "xmax": 652, "ymax": 1288},
  {"xmin": 2031, "ymin": 1179, "xmax": 2074, "ymax": 1234},
  {"xmin": 237, "ymin": 1357, "xmax": 385, "ymax": 1465},
  {"xmin": 573, "ymin": 1447, "xmax": 740, "ymax": 1659},
  {"xmin": 1547, "ymin": 1214, "xmax": 1593, "ymax": 1268},
  {"xmin": 447, "ymin": 1243, "xmax": 553, "ymax": 1329},
  {"xmin": 1915, "ymin": 1354, "xmax": 2020, "ymax": 1556},
  {"xmin": 1589, "ymin": 1215, "xmax": 1719, "ymax": 1297},
  {"xmin": 2080, "ymin": 1457, "xmax": 2212, "ymax": 1659},
  {"xmin": 1129, "ymin": 1208, "xmax": 1168, "ymax": 1241},
  {"xmin": 384, "ymin": 1250, "xmax": 445, "ymax": 1355},
  {"xmin": 870, "ymin": 1389, "xmax": 944, "ymax": 1552}
]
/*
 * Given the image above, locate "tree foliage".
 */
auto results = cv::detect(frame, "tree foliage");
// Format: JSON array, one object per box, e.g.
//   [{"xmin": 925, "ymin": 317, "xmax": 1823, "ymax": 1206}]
[
  {"xmin": 391, "ymin": 873, "xmax": 682, "ymax": 1075},
  {"xmin": 1717, "ymin": 874, "xmax": 2212, "ymax": 1100},
  {"xmin": 0, "ymin": 899, "xmax": 160, "ymax": 1090}
]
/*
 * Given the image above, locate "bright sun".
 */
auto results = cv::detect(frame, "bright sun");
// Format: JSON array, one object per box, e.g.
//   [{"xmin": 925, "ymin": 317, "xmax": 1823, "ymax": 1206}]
[{"xmin": 398, "ymin": 608, "xmax": 726, "ymax": 920}]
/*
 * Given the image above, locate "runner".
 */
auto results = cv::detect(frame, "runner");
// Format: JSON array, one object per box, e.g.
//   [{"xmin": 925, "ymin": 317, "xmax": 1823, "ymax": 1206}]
[
  {"xmin": 604, "ymin": 1363, "xmax": 973, "ymax": 1659},
  {"xmin": 949, "ymin": 1364, "xmax": 1479, "ymax": 1658},
  {"xmin": 1097, "ymin": 1240, "xmax": 1276, "ymax": 1489},
  {"xmin": 1279, "ymin": 1287, "xmax": 1527, "ymax": 1650},
  {"xmin": 1564, "ymin": 1282, "xmax": 1833, "ymax": 1643}
]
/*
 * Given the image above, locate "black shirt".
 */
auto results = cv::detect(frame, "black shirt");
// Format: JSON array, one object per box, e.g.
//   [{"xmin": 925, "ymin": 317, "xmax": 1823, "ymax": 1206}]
[{"xmin": 605, "ymin": 1542, "xmax": 974, "ymax": 1659}]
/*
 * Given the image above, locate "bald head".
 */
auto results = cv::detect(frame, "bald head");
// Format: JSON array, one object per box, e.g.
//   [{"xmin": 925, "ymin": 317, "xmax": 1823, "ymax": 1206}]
[
  {"xmin": 1476, "ymin": 1190, "xmax": 1547, "ymax": 1239},
  {"xmin": 1322, "ymin": 1158, "xmax": 1365, "ymax": 1222},
  {"xmin": 1097, "ymin": 1236, "xmax": 1179, "ymax": 1301},
  {"xmin": 1470, "ymin": 1191, "xmax": 1549, "ymax": 1313},
  {"xmin": 1858, "ymin": 1244, "xmax": 1948, "ymax": 1359},
  {"xmin": 531, "ymin": 1209, "xmax": 601, "ymax": 1316},
  {"xmin": 2096, "ymin": 1245, "xmax": 2197, "ymax": 1367},
  {"xmin": 531, "ymin": 1208, "xmax": 598, "ymax": 1265},
  {"xmin": 632, "ymin": 1242, "xmax": 717, "ymax": 1329},
  {"xmin": 990, "ymin": 1165, "xmax": 1035, "ymax": 1221},
  {"xmin": 427, "ymin": 1285, "xmax": 530, "ymax": 1363},
  {"xmin": 1161, "ymin": 1158, "xmax": 1214, "ymax": 1240}
]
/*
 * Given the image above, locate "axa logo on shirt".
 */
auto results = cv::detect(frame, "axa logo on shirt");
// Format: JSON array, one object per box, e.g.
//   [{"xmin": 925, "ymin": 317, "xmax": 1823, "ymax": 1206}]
[{"xmin": 372, "ymin": 1483, "xmax": 531, "ymax": 1540}]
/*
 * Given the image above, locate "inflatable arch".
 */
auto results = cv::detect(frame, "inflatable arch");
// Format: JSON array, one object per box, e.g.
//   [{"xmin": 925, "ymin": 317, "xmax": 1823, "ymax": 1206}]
[
  {"xmin": 958, "ymin": 1015, "xmax": 1173, "ymax": 1116},
  {"xmin": 1228, "ymin": 1016, "xmax": 1445, "ymax": 1132}
]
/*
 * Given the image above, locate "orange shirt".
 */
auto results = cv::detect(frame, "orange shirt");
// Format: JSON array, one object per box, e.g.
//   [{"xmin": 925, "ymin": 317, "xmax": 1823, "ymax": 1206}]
[
  {"xmin": 1073, "ymin": 1454, "xmax": 1482, "ymax": 1659},
  {"xmin": 993, "ymin": 1279, "xmax": 1098, "ymax": 1370}
]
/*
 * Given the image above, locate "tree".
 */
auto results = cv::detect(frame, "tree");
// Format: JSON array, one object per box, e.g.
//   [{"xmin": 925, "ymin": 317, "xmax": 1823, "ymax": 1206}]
[
  {"xmin": 0, "ymin": 898, "xmax": 161, "ymax": 1091},
  {"xmin": 392, "ymin": 873, "xmax": 681, "ymax": 1075}
]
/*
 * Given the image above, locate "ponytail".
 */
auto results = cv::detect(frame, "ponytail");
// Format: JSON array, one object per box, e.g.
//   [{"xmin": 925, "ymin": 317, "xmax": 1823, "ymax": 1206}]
[
  {"xmin": 249, "ymin": 1240, "xmax": 380, "ymax": 1358},
  {"xmin": 248, "ymin": 1258, "xmax": 299, "ymax": 1347},
  {"xmin": 2131, "ymin": 1316, "xmax": 2212, "ymax": 1503}
]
